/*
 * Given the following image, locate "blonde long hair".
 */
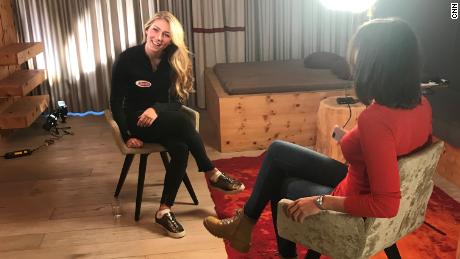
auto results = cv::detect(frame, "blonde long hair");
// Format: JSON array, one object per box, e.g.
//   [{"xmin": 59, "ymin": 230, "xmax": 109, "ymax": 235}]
[{"xmin": 143, "ymin": 11, "xmax": 194, "ymax": 103}]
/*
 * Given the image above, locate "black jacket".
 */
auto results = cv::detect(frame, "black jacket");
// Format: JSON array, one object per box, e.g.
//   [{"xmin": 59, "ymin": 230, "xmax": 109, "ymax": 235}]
[{"xmin": 110, "ymin": 43, "xmax": 181, "ymax": 140}]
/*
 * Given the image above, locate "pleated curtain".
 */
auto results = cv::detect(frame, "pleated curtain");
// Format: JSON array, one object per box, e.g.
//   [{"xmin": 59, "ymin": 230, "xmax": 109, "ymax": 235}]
[
  {"xmin": 245, "ymin": 0, "xmax": 367, "ymax": 62},
  {"xmin": 14, "ymin": 0, "xmax": 163, "ymax": 112},
  {"xmin": 13, "ymin": 0, "xmax": 366, "ymax": 111},
  {"xmin": 191, "ymin": 0, "xmax": 245, "ymax": 108}
]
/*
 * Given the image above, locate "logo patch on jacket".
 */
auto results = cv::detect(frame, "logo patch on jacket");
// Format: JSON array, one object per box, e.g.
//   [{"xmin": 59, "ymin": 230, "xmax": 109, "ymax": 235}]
[{"xmin": 135, "ymin": 80, "xmax": 152, "ymax": 88}]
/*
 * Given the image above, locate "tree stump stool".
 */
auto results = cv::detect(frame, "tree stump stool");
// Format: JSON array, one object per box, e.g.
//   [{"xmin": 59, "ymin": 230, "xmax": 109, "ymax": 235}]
[{"xmin": 315, "ymin": 96, "xmax": 365, "ymax": 163}]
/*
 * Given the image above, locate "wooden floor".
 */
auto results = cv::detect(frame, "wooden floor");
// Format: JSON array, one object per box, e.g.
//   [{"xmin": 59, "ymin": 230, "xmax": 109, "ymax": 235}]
[
  {"xmin": 0, "ymin": 111, "xmax": 263, "ymax": 259},
  {"xmin": 0, "ymin": 110, "xmax": 458, "ymax": 259}
]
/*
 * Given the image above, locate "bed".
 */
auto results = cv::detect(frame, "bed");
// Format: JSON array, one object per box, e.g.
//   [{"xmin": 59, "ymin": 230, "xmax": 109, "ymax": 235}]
[{"xmin": 205, "ymin": 55, "xmax": 353, "ymax": 152}]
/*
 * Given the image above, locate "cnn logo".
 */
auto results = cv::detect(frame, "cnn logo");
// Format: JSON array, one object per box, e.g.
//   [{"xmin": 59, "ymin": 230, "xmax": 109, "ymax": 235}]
[{"xmin": 452, "ymin": 3, "xmax": 459, "ymax": 19}]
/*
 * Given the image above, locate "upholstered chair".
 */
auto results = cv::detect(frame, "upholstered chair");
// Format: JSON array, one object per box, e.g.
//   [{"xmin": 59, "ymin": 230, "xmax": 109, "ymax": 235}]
[{"xmin": 277, "ymin": 141, "xmax": 444, "ymax": 259}]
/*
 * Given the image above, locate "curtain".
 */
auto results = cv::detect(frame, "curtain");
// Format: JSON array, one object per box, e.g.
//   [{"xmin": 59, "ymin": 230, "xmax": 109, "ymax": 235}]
[
  {"xmin": 191, "ymin": 0, "xmax": 245, "ymax": 108},
  {"xmin": 157, "ymin": 0, "xmax": 193, "ymax": 50},
  {"xmin": 13, "ymin": 0, "xmax": 365, "ymax": 111},
  {"xmin": 245, "ymin": 0, "xmax": 367, "ymax": 62},
  {"xmin": 14, "ymin": 0, "xmax": 159, "ymax": 112}
]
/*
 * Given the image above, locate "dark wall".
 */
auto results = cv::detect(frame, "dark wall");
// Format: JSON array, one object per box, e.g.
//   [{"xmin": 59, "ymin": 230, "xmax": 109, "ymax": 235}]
[{"xmin": 374, "ymin": 0, "xmax": 460, "ymax": 91}]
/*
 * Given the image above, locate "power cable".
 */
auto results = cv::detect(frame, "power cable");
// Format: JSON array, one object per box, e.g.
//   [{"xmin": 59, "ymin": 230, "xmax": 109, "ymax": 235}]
[{"xmin": 1, "ymin": 126, "xmax": 73, "ymax": 159}]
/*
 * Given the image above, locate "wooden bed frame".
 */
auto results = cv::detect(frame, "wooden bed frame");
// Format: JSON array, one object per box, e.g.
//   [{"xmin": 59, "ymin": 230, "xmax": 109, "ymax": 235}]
[
  {"xmin": 436, "ymin": 142, "xmax": 460, "ymax": 187},
  {"xmin": 204, "ymin": 67, "xmax": 346, "ymax": 152}
]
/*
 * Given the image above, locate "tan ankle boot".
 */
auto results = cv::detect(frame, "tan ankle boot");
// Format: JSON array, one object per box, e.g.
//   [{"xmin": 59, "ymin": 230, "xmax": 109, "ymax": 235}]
[{"xmin": 203, "ymin": 209, "xmax": 256, "ymax": 253}]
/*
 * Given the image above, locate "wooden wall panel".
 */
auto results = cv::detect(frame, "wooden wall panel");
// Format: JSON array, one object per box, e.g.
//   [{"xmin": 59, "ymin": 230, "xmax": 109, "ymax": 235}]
[{"xmin": 0, "ymin": 0, "xmax": 19, "ymax": 81}]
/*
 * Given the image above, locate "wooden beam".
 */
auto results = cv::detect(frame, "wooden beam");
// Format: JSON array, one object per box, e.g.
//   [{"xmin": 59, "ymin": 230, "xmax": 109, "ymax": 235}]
[
  {"xmin": 0, "ymin": 95, "xmax": 49, "ymax": 129},
  {"xmin": 0, "ymin": 97, "xmax": 13, "ymax": 114},
  {"xmin": 0, "ymin": 43, "xmax": 44, "ymax": 65},
  {"xmin": 0, "ymin": 70, "xmax": 46, "ymax": 96}
]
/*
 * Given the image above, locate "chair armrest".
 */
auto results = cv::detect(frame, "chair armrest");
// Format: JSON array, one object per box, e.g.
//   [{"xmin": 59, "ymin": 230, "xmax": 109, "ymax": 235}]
[
  {"xmin": 277, "ymin": 199, "xmax": 366, "ymax": 258},
  {"xmin": 180, "ymin": 105, "xmax": 200, "ymax": 131}
]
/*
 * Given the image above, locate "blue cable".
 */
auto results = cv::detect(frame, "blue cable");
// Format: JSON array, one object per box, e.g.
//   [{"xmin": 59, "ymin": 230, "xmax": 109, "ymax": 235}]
[{"xmin": 67, "ymin": 111, "xmax": 104, "ymax": 117}]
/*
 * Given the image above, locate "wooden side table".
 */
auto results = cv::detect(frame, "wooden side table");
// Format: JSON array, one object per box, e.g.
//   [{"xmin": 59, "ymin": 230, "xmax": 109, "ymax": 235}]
[{"xmin": 315, "ymin": 96, "xmax": 365, "ymax": 162}]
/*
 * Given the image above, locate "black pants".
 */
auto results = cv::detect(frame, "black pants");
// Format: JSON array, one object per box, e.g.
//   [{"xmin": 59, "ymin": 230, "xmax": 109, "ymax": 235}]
[{"xmin": 129, "ymin": 110, "xmax": 214, "ymax": 207}]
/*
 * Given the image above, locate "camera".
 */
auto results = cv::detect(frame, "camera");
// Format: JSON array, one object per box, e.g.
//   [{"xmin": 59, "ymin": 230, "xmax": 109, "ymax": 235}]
[
  {"xmin": 43, "ymin": 113, "xmax": 58, "ymax": 131},
  {"xmin": 56, "ymin": 101, "xmax": 68, "ymax": 123},
  {"xmin": 43, "ymin": 101, "xmax": 68, "ymax": 131}
]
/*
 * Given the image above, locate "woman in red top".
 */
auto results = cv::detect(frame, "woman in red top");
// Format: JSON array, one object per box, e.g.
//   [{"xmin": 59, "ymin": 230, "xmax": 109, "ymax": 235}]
[{"xmin": 203, "ymin": 18, "xmax": 432, "ymax": 259}]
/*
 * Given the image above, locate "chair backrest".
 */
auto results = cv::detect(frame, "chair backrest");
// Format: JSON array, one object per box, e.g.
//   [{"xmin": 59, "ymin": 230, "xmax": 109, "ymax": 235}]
[
  {"xmin": 361, "ymin": 141, "xmax": 444, "ymax": 257},
  {"xmin": 181, "ymin": 105, "xmax": 200, "ymax": 132},
  {"xmin": 104, "ymin": 109, "xmax": 130, "ymax": 153}
]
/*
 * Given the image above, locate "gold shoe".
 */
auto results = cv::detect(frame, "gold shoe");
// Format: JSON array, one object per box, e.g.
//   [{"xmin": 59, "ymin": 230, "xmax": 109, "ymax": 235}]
[
  {"xmin": 210, "ymin": 173, "xmax": 245, "ymax": 194},
  {"xmin": 203, "ymin": 209, "xmax": 256, "ymax": 253}
]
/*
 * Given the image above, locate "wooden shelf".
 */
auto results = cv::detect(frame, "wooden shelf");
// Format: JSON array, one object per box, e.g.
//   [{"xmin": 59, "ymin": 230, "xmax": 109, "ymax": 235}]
[
  {"xmin": 0, "ymin": 69, "xmax": 46, "ymax": 97},
  {"xmin": 0, "ymin": 95, "xmax": 49, "ymax": 129},
  {"xmin": 0, "ymin": 5, "xmax": 48, "ymax": 133},
  {"xmin": 0, "ymin": 43, "xmax": 44, "ymax": 65},
  {"xmin": 0, "ymin": 97, "xmax": 14, "ymax": 114}
]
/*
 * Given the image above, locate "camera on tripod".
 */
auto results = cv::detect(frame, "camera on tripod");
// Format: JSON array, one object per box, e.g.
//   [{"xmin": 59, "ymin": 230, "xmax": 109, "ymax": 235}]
[{"xmin": 43, "ymin": 101, "xmax": 68, "ymax": 131}]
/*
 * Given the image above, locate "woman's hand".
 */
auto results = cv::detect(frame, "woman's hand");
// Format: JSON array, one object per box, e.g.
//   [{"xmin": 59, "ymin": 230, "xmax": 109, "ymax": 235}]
[
  {"xmin": 126, "ymin": 137, "xmax": 143, "ymax": 148},
  {"xmin": 285, "ymin": 196, "xmax": 322, "ymax": 223},
  {"xmin": 137, "ymin": 108, "xmax": 158, "ymax": 127}
]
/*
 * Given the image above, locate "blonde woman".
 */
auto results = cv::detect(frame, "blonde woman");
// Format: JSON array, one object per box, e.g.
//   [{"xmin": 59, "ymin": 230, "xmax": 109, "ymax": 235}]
[{"xmin": 110, "ymin": 11, "xmax": 244, "ymax": 238}]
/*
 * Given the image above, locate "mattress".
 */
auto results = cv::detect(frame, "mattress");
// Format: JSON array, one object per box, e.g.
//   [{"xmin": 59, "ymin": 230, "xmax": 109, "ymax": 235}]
[{"xmin": 213, "ymin": 59, "xmax": 353, "ymax": 95}]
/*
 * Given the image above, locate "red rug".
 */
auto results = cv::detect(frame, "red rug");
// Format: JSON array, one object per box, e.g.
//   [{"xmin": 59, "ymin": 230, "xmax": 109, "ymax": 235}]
[{"xmin": 207, "ymin": 154, "xmax": 460, "ymax": 259}]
